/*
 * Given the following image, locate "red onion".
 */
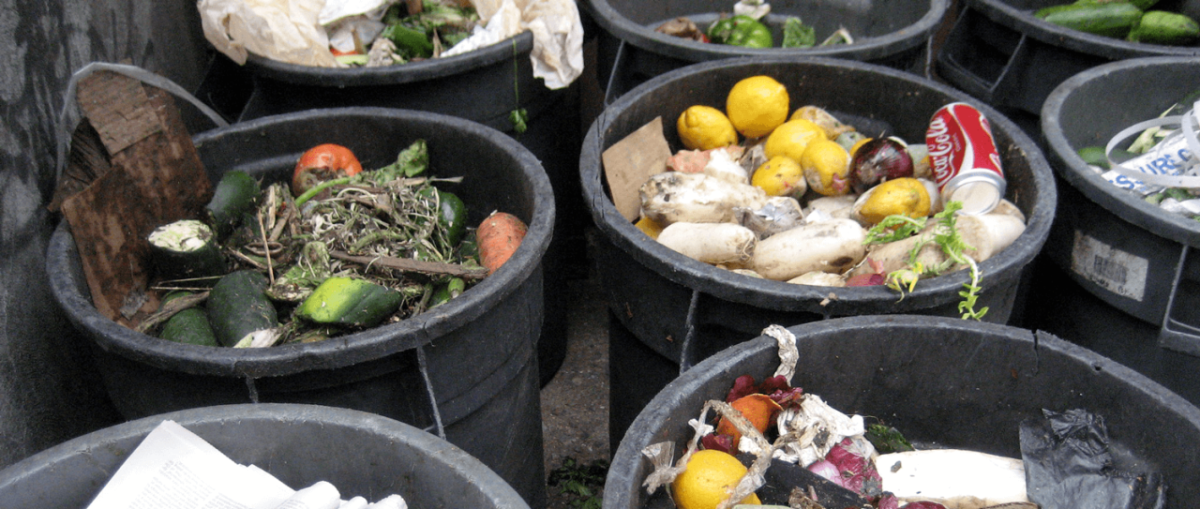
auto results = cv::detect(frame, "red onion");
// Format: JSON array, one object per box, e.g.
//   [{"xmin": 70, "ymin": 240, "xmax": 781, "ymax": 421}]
[{"xmin": 850, "ymin": 138, "xmax": 914, "ymax": 194}]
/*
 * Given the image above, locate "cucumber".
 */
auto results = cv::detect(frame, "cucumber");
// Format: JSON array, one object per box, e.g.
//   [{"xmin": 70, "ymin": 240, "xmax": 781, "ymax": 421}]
[
  {"xmin": 429, "ymin": 277, "xmax": 466, "ymax": 309},
  {"xmin": 147, "ymin": 219, "xmax": 226, "ymax": 283},
  {"xmin": 1071, "ymin": 0, "xmax": 1159, "ymax": 12},
  {"xmin": 297, "ymin": 277, "xmax": 404, "ymax": 328},
  {"xmin": 1127, "ymin": 11, "xmax": 1200, "ymax": 44},
  {"xmin": 1039, "ymin": 2, "xmax": 1143, "ymax": 37},
  {"xmin": 1077, "ymin": 146, "xmax": 1110, "ymax": 168},
  {"xmin": 205, "ymin": 171, "xmax": 261, "ymax": 240},
  {"xmin": 207, "ymin": 270, "xmax": 278, "ymax": 347},
  {"xmin": 158, "ymin": 291, "xmax": 219, "ymax": 347}
]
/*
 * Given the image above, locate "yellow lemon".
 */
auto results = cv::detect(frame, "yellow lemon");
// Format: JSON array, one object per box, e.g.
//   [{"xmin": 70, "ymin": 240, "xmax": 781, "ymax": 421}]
[
  {"xmin": 672, "ymin": 450, "xmax": 762, "ymax": 509},
  {"xmin": 800, "ymin": 138, "xmax": 852, "ymax": 196},
  {"xmin": 635, "ymin": 216, "xmax": 665, "ymax": 239},
  {"xmin": 857, "ymin": 177, "xmax": 932, "ymax": 225},
  {"xmin": 677, "ymin": 105, "xmax": 739, "ymax": 151},
  {"xmin": 726, "ymin": 76, "xmax": 789, "ymax": 139},
  {"xmin": 850, "ymin": 137, "xmax": 873, "ymax": 158},
  {"xmin": 751, "ymin": 155, "xmax": 807, "ymax": 198},
  {"xmin": 763, "ymin": 119, "xmax": 827, "ymax": 163}
]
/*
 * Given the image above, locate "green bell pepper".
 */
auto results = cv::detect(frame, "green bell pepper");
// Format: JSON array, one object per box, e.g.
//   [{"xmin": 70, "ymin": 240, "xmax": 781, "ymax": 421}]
[{"xmin": 707, "ymin": 15, "xmax": 774, "ymax": 48}]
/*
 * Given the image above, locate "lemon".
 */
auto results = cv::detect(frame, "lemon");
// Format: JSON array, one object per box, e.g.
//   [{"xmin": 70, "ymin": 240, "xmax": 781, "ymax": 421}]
[
  {"xmin": 800, "ymin": 138, "xmax": 852, "ymax": 196},
  {"xmin": 726, "ymin": 76, "xmax": 789, "ymax": 139},
  {"xmin": 751, "ymin": 155, "xmax": 807, "ymax": 198},
  {"xmin": 857, "ymin": 177, "xmax": 932, "ymax": 225},
  {"xmin": 763, "ymin": 119, "xmax": 827, "ymax": 163},
  {"xmin": 635, "ymin": 216, "xmax": 665, "ymax": 239},
  {"xmin": 672, "ymin": 450, "xmax": 762, "ymax": 509},
  {"xmin": 850, "ymin": 137, "xmax": 873, "ymax": 158},
  {"xmin": 677, "ymin": 105, "xmax": 739, "ymax": 151},
  {"xmin": 789, "ymin": 105, "xmax": 855, "ymax": 139}
]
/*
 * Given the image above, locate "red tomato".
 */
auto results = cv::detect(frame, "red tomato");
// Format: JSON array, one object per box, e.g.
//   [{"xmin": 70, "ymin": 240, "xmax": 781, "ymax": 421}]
[{"xmin": 292, "ymin": 144, "xmax": 363, "ymax": 196}]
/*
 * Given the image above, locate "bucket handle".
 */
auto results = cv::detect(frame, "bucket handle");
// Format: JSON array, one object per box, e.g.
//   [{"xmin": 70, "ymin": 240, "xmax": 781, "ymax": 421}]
[
  {"xmin": 416, "ymin": 344, "xmax": 449, "ymax": 440},
  {"xmin": 603, "ymin": 40, "xmax": 631, "ymax": 107},
  {"xmin": 55, "ymin": 62, "xmax": 231, "ymax": 187},
  {"xmin": 934, "ymin": 5, "xmax": 1030, "ymax": 107},
  {"xmin": 677, "ymin": 288, "xmax": 703, "ymax": 374},
  {"xmin": 1159, "ymin": 243, "xmax": 1200, "ymax": 357}
]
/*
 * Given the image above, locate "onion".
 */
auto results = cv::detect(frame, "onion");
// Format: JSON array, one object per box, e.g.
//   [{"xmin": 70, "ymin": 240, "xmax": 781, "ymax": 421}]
[{"xmin": 850, "ymin": 138, "xmax": 914, "ymax": 194}]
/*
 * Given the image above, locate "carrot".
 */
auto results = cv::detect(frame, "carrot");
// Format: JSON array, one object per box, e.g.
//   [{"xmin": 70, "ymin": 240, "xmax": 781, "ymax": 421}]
[{"xmin": 477, "ymin": 211, "xmax": 528, "ymax": 275}]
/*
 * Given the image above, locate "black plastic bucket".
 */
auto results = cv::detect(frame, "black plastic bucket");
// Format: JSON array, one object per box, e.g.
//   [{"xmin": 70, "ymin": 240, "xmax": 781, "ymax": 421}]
[
  {"xmin": 603, "ymin": 315, "xmax": 1200, "ymax": 509},
  {"xmin": 936, "ymin": 0, "xmax": 1200, "ymax": 128},
  {"xmin": 0, "ymin": 403, "xmax": 530, "ymax": 509},
  {"xmin": 580, "ymin": 56, "xmax": 1056, "ymax": 447},
  {"xmin": 231, "ymin": 30, "xmax": 582, "ymax": 386},
  {"xmin": 580, "ymin": 0, "xmax": 950, "ymax": 102},
  {"xmin": 46, "ymin": 107, "xmax": 552, "ymax": 507},
  {"xmin": 1023, "ymin": 56, "xmax": 1200, "ymax": 404}
]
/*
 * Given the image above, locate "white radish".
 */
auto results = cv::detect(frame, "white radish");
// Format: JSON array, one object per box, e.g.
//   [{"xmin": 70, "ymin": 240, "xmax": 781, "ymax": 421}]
[
  {"xmin": 749, "ymin": 218, "xmax": 867, "ymax": 281},
  {"xmin": 640, "ymin": 171, "xmax": 768, "ymax": 225},
  {"xmin": 657, "ymin": 222, "xmax": 757, "ymax": 264},
  {"xmin": 788, "ymin": 271, "xmax": 846, "ymax": 287}
]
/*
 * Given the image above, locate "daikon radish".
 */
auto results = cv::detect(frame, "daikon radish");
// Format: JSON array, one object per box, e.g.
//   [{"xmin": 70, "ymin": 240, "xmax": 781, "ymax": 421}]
[
  {"xmin": 749, "ymin": 218, "xmax": 866, "ymax": 280},
  {"xmin": 787, "ymin": 271, "xmax": 846, "ymax": 287},
  {"xmin": 640, "ymin": 171, "xmax": 768, "ymax": 225},
  {"xmin": 657, "ymin": 222, "xmax": 757, "ymax": 264}
]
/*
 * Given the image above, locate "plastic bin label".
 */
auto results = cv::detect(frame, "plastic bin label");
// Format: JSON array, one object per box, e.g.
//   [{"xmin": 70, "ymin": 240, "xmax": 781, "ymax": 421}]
[{"xmin": 1070, "ymin": 231, "xmax": 1148, "ymax": 301}]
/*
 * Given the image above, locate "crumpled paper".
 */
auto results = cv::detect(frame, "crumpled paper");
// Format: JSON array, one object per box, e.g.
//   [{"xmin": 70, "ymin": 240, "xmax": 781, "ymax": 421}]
[
  {"xmin": 773, "ymin": 394, "xmax": 867, "ymax": 466},
  {"xmin": 440, "ymin": 0, "xmax": 584, "ymax": 89},
  {"xmin": 199, "ymin": 0, "xmax": 340, "ymax": 67},
  {"xmin": 198, "ymin": 0, "xmax": 583, "ymax": 88}
]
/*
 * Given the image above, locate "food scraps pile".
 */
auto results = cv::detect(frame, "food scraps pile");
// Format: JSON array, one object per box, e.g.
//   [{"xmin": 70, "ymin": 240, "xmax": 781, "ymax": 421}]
[
  {"xmin": 140, "ymin": 141, "xmax": 527, "ymax": 348},
  {"xmin": 608, "ymin": 75, "xmax": 1027, "ymax": 319},
  {"xmin": 654, "ymin": 0, "xmax": 855, "ymax": 49},
  {"xmin": 639, "ymin": 326, "xmax": 1167, "ymax": 509}
]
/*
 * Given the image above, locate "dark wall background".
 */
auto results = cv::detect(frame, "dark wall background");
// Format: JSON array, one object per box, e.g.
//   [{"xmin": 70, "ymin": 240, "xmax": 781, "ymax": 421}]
[{"xmin": 0, "ymin": 0, "xmax": 212, "ymax": 467}]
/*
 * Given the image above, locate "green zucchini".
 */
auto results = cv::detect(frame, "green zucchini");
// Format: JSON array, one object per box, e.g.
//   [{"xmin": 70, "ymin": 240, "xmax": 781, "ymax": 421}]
[
  {"xmin": 147, "ymin": 219, "xmax": 226, "ymax": 283},
  {"xmin": 158, "ymin": 291, "xmax": 219, "ymax": 347},
  {"xmin": 1127, "ymin": 11, "xmax": 1200, "ymax": 44},
  {"xmin": 207, "ymin": 270, "xmax": 278, "ymax": 347},
  {"xmin": 429, "ymin": 277, "xmax": 466, "ymax": 309},
  {"xmin": 418, "ymin": 187, "xmax": 468, "ymax": 248},
  {"xmin": 296, "ymin": 277, "xmax": 404, "ymax": 328},
  {"xmin": 1039, "ymin": 2, "xmax": 1143, "ymax": 37},
  {"xmin": 205, "ymin": 171, "xmax": 261, "ymax": 239}
]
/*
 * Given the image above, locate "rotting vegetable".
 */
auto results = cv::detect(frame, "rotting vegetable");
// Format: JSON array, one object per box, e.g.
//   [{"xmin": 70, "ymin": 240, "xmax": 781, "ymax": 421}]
[{"xmin": 138, "ymin": 139, "xmax": 512, "ymax": 347}]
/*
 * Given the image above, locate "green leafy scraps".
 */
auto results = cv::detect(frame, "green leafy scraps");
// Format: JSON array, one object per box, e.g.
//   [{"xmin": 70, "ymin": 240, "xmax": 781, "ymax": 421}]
[
  {"xmin": 549, "ymin": 457, "xmax": 608, "ymax": 509},
  {"xmin": 865, "ymin": 201, "xmax": 989, "ymax": 320}
]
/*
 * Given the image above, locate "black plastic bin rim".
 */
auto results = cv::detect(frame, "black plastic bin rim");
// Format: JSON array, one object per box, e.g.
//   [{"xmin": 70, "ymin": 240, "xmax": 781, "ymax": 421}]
[
  {"xmin": 601, "ymin": 314, "xmax": 1200, "ymax": 509},
  {"xmin": 964, "ymin": 0, "xmax": 1200, "ymax": 60},
  {"xmin": 46, "ymin": 106, "xmax": 554, "ymax": 379},
  {"xmin": 1042, "ymin": 57, "xmax": 1200, "ymax": 247},
  {"xmin": 0, "ymin": 403, "xmax": 530, "ymax": 509},
  {"xmin": 580, "ymin": 55, "xmax": 1056, "ymax": 313},
  {"xmin": 242, "ymin": 31, "xmax": 536, "ymax": 87},
  {"xmin": 581, "ymin": 0, "xmax": 949, "ymax": 64}
]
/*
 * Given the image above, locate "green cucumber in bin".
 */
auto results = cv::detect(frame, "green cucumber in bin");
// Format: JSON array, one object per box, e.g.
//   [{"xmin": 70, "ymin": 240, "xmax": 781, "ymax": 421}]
[
  {"xmin": 1037, "ymin": 2, "xmax": 1143, "ymax": 38},
  {"xmin": 158, "ymin": 291, "xmax": 219, "ymax": 347},
  {"xmin": 207, "ymin": 270, "xmax": 278, "ymax": 347},
  {"xmin": 205, "ymin": 171, "xmax": 261, "ymax": 240},
  {"xmin": 147, "ymin": 219, "xmax": 226, "ymax": 283},
  {"xmin": 297, "ymin": 277, "xmax": 404, "ymax": 328},
  {"xmin": 1127, "ymin": 11, "xmax": 1200, "ymax": 44}
]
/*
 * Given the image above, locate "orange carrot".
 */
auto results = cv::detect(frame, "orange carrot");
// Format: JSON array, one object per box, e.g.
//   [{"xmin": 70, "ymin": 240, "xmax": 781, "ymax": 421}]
[{"xmin": 477, "ymin": 211, "xmax": 528, "ymax": 275}]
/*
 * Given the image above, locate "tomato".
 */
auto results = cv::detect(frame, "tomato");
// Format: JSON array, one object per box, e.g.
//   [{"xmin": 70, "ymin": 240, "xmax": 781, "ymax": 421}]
[{"xmin": 292, "ymin": 144, "xmax": 364, "ymax": 196}]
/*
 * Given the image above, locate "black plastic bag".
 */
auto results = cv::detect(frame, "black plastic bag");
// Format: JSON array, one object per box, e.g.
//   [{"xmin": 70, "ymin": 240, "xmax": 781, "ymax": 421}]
[{"xmin": 1020, "ymin": 408, "xmax": 1166, "ymax": 509}]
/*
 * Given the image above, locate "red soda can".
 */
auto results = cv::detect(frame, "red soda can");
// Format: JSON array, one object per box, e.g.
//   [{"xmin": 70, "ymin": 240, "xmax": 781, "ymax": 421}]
[{"xmin": 925, "ymin": 102, "xmax": 1006, "ymax": 215}]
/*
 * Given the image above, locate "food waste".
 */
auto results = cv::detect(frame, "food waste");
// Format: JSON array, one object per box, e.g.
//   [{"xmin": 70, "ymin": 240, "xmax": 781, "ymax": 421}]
[
  {"xmin": 626, "ymin": 75, "xmax": 1027, "ymax": 320},
  {"xmin": 654, "ymin": 0, "xmax": 855, "ymax": 49},
  {"xmin": 140, "ymin": 140, "xmax": 527, "ymax": 348}
]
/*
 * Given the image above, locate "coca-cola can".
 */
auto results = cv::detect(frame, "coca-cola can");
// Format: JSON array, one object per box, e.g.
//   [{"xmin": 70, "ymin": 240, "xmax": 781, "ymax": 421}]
[{"xmin": 925, "ymin": 102, "xmax": 1006, "ymax": 215}]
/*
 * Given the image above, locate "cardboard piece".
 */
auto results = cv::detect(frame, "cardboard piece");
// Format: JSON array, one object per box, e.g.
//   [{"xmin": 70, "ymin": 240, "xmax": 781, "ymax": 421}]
[
  {"xmin": 57, "ymin": 71, "xmax": 213, "ymax": 326},
  {"xmin": 601, "ymin": 116, "xmax": 672, "ymax": 222}
]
